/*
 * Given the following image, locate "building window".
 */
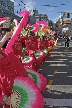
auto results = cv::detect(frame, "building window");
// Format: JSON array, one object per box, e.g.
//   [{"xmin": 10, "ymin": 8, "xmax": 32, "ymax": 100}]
[
  {"xmin": 3, "ymin": 3, "xmax": 5, "ymax": 6},
  {"xmin": 1, "ymin": 1, "xmax": 2, "ymax": 5}
]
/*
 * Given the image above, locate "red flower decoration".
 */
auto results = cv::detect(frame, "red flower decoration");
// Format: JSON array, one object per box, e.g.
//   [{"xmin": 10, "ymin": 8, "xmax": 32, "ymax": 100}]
[
  {"xmin": 12, "ymin": 40, "xmax": 24, "ymax": 57},
  {"xmin": 0, "ymin": 50, "xmax": 28, "ymax": 96}
]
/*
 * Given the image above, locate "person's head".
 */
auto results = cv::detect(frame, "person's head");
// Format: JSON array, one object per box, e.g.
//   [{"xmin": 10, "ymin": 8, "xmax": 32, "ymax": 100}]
[{"xmin": 30, "ymin": 31, "xmax": 35, "ymax": 37}]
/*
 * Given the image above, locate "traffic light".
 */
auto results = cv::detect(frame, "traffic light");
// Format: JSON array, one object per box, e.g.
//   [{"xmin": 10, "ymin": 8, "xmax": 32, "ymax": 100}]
[{"xmin": 67, "ymin": 12, "xmax": 70, "ymax": 18}]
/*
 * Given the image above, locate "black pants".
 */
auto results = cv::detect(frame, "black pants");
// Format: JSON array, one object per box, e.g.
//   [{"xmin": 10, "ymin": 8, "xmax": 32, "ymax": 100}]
[{"xmin": 65, "ymin": 41, "xmax": 69, "ymax": 47}]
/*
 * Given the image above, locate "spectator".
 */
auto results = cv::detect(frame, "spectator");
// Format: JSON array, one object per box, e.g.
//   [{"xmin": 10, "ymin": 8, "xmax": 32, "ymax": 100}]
[
  {"xmin": 65, "ymin": 34, "xmax": 70, "ymax": 48},
  {"xmin": 0, "ymin": 30, "xmax": 13, "ymax": 48}
]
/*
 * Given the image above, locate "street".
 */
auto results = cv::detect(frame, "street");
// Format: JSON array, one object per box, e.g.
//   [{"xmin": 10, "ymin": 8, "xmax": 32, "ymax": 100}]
[{"xmin": 39, "ymin": 39, "xmax": 72, "ymax": 108}]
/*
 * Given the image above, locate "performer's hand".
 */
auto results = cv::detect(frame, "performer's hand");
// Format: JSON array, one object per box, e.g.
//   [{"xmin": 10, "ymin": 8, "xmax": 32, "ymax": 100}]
[
  {"xmin": 6, "ymin": 30, "xmax": 13, "ymax": 39},
  {"xmin": 4, "ymin": 96, "xmax": 11, "ymax": 105}
]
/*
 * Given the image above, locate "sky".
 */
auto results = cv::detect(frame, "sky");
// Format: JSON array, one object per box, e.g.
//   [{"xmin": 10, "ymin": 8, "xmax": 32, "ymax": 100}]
[{"xmin": 10, "ymin": 0, "xmax": 72, "ymax": 22}]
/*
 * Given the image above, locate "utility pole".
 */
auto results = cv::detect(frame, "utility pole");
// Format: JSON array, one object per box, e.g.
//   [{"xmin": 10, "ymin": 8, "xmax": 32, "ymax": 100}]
[
  {"xmin": 59, "ymin": 13, "xmax": 64, "ymax": 34},
  {"xmin": 71, "ymin": 18, "xmax": 72, "ymax": 35},
  {"xmin": 61, "ymin": 15, "xmax": 63, "ymax": 34}
]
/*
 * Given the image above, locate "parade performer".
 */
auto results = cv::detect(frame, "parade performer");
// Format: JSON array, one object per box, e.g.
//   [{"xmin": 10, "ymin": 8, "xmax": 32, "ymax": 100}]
[
  {"xmin": 0, "ymin": 30, "xmax": 13, "ymax": 48},
  {"xmin": 0, "ymin": 24, "xmax": 14, "ymax": 48}
]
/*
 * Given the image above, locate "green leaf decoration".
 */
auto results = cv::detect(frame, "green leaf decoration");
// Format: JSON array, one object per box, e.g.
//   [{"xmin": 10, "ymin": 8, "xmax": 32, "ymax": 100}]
[
  {"xmin": 40, "ymin": 25, "xmax": 42, "ymax": 28},
  {"xmin": 22, "ymin": 48, "xmax": 26, "ymax": 52},
  {"xmin": 38, "ymin": 30, "xmax": 43, "ymax": 39},
  {"xmin": 35, "ymin": 51, "xmax": 41, "ymax": 57},
  {"xmin": 29, "ymin": 27, "xmax": 34, "ymax": 30},
  {"xmin": 50, "ymin": 35, "xmax": 54, "ymax": 40},
  {"xmin": 44, "ymin": 48, "xmax": 48, "ymax": 54},
  {"xmin": 28, "ymin": 72, "xmax": 37, "ymax": 83},
  {"xmin": 22, "ymin": 29, "xmax": 27, "ymax": 35},
  {"xmin": 22, "ymin": 57, "xmax": 30, "ymax": 62},
  {"xmin": 12, "ymin": 21, "xmax": 16, "ymax": 27},
  {"xmin": 47, "ymin": 34, "xmax": 50, "ymax": 38},
  {"xmin": 47, "ymin": 34, "xmax": 54, "ymax": 40}
]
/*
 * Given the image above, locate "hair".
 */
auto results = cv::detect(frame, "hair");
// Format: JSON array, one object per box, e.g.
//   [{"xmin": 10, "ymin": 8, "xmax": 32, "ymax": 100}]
[{"xmin": 30, "ymin": 31, "xmax": 35, "ymax": 37}]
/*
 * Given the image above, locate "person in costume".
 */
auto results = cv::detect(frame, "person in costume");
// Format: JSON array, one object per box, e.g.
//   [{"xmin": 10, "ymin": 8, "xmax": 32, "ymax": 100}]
[
  {"xmin": 0, "ymin": 24, "xmax": 14, "ymax": 48},
  {"xmin": 0, "ymin": 30, "xmax": 13, "ymax": 48}
]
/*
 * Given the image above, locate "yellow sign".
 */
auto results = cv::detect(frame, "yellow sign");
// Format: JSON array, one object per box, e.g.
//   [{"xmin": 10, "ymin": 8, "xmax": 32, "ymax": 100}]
[
  {"xmin": 42, "ymin": 28, "xmax": 50, "ymax": 33},
  {"xmin": 63, "ymin": 20, "xmax": 71, "ymax": 24}
]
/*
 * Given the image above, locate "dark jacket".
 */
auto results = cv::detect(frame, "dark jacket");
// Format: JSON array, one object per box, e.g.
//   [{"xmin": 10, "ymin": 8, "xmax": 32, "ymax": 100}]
[{"xmin": 65, "ymin": 36, "xmax": 70, "ymax": 42}]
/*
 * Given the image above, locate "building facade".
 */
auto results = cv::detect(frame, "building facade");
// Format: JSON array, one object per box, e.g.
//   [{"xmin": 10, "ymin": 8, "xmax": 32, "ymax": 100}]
[
  {"xmin": 0, "ymin": 0, "xmax": 20, "ymax": 19},
  {"xmin": 0, "ymin": 0, "xmax": 14, "ymax": 15},
  {"xmin": 33, "ymin": 9, "xmax": 49, "ymax": 22},
  {"xmin": 0, "ymin": 0, "xmax": 21, "ymax": 29},
  {"xmin": 28, "ymin": 9, "xmax": 49, "ymax": 24}
]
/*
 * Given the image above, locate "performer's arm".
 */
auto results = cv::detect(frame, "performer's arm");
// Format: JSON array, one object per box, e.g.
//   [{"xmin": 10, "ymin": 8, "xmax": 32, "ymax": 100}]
[{"xmin": 0, "ymin": 30, "xmax": 13, "ymax": 48}]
